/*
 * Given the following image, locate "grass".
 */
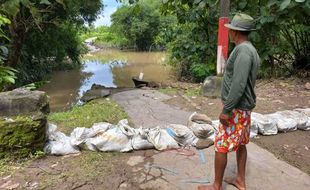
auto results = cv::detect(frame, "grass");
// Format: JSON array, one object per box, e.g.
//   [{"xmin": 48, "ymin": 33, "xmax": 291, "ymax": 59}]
[
  {"xmin": 184, "ymin": 87, "xmax": 201, "ymax": 97},
  {"xmin": 158, "ymin": 87, "xmax": 178, "ymax": 96},
  {"xmin": 159, "ymin": 86, "xmax": 201, "ymax": 97},
  {"xmin": 48, "ymin": 98, "xmax": 128, "ymax": 134}
]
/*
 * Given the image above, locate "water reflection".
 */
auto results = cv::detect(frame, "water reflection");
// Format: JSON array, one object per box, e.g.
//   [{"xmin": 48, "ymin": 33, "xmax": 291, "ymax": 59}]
[{"xmin": 40, "ymin": 50, "xmax": 174, "ymax": 112}]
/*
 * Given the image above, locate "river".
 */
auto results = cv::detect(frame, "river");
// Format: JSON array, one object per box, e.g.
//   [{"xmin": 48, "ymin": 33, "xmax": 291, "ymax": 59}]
[{"xmin": 39, "ymin": 49, "xmax": 175, "ymax": 112}]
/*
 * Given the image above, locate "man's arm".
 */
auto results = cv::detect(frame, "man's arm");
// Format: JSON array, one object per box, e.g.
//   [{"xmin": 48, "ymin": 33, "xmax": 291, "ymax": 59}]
[{"xmin": 222, "ymin": 48, "xmax": 252, "ymax": 114}]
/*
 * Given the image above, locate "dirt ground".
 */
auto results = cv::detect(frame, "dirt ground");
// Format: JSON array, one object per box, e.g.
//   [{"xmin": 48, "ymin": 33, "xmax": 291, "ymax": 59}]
[
  {"xmin": 252, "ymin": 130, "xmax": 310, "ymax": 174},
  {"xmin": 0, "ymin": 151, "xmax": 142, "ymax": 190},
  {"xmin": 162, "ymin": 77, "xmax": 310, "ymax": 175}
]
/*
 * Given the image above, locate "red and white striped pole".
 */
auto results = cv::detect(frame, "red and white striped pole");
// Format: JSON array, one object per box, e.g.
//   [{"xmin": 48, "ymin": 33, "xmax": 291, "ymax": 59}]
[{"xmin": 216, "ymin": 0, "xmax": 230, "ymax": 75}]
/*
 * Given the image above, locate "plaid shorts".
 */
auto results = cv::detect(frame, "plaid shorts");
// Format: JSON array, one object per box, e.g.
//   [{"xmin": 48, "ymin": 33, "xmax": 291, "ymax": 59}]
[{"xmin": 215, "ymin": 109, "xmax": 251, "ymax": 153}]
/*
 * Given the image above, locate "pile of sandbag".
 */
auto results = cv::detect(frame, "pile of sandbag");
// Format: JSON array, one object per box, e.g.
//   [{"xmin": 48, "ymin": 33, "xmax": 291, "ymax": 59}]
[
  {"xmin": 44, "ymin": 109, "xmax": 310, "ymax": 155},
  {"xmin": 251, "ymin": 108, "xmax": 310, "ymax": 137},
  {"xmin": 45, "ymin": 112, "xmax": 216, "ymax": 155}
]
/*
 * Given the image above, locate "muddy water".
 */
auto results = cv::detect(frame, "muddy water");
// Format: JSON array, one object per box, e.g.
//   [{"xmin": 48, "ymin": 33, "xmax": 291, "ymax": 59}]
[{"xmin": 39, "ymin": 49, "xmax": 174, "ymax": 112}]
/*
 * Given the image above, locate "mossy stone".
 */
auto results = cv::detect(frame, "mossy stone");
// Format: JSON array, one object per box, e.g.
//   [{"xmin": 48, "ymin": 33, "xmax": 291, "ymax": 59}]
[{"xmin": 0, "ymin": 116, "xmax": 47, "ymax": 159}]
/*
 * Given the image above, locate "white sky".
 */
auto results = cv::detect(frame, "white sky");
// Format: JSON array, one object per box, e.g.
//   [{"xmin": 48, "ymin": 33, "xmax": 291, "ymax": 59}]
[{"xmin": 94, "ymin": 0, "xmax": 122, "ymax": 27}]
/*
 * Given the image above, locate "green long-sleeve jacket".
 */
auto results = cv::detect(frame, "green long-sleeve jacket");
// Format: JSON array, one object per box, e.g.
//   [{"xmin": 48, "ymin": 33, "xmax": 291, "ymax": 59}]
[{"xmin": 221, "ymin": 41, "xmax": 260, "ymax": 114}]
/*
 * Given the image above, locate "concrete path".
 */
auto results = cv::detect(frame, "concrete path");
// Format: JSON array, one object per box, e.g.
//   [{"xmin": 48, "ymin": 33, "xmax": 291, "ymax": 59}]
[
  {"xmin": 112, "ymin": 89, "xmax": 192, "ymax": 128},
  {"xmin": 113, "ymin": 89, "xmax": 310, "ymax": 190}
]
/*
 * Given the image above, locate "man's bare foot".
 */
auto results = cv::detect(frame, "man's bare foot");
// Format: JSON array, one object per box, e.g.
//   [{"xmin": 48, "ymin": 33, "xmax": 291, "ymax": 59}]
[
  {"xmin": 224, "ymin": 177, "xmax": 246, "ymax": 190},
  {"xmin": 197, "ymin": 184, "xmax": 219, "ymax": 190}
]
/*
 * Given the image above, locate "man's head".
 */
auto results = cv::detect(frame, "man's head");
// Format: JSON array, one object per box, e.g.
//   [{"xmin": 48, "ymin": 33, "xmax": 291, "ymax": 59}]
[
  {"xmin": 224, "ymin": 13, "xmax": 255, "ymax": 43},
  {"xmin": 228, "ymin": 30, "xmax": 251, "ymax": 43}
]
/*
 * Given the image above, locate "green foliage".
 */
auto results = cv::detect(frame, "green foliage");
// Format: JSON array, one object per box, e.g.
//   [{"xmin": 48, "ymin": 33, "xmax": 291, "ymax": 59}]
[
  {"xmin": 111, "ymin": 0, "xmax": 176, "ymax": 51},
  {"xmin": 0, "ymin": 0, "xmax": 103, "ymax": 86},
  {"xmin": 0, "ymin": 13, "xmax": 17, "ymax": 91},
  {"xmin": 80, "ymin": 26, "xmax": 128, "ymax": 48},
  {"xmin": 0, "ymin": 14, "xmax": 10, "ymax": 41},
  {"xmin": 0, "ymin": 66, "xmax": 17, "ymax": 91},
  {"xmin": 80, "ymin": 26, "xmax": 110, "ymax": 41},
  {"xmin": 161, "ymin": 0, "xmax": 309, "ymax": 80},
  {"xmin": 95, "ymin": 33, "xmax": 128, "ymax": 48},
  {"xmin": 230, "ymin": 0, "xmax": 309, "ymax": 76},
  {"xmin": 161, "ymin": 0, "xmax": 218, "ymax": 81}
]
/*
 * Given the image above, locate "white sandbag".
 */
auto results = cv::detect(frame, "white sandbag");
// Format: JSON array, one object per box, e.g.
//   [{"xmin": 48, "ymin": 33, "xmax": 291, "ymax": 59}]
[
  {"xmin": 85, "ymin": 120, "xmax": 133, "ymax": 152},
  {"xmin": 294, "ymin": 109, "xmax": 310, "ymax": 130},
  {"xmin": 295, "ymin": 108, "xmax": 310, "ymax": 117},
  {"xmin": 211, "ymin": 120, "xmax": 220, "ymax": 130},
  {"xmin": 187, "ymin": 112, "xmax": 215, "ymax": 139},
  {"xmin": 44, "ymin": 123, "xmax": 80, "ymax": 155},
  {"xmin": 166, "ymin": 124, "xmax": 198, "ymax": 146},
  {"xmin": 250, "ymin": 120, "xmax": 258, "ymax": 138},
  {"xmin": 70, "ymin": 127, "xmax": 92, "ymax": 146},
  {"xmin": 251, "ymin": 112, "xmax": 278, "ymax": 135},
  {"xmin": 190, "ymin": 123, "xmax": 216, "ymax": 139},
  {"xmin": 70, "ymin": 122, "xmax": 113, "ymax": 146},
  {"xmin": 146, "ymin": 127, "xmax": 179, "ymax": 150},
  {"xmin": 202, "ymin": 120, "xmax": 218, "ymax": 142},
  {"xmin": 278, "ymin": 110, "xmax": 309, "ymax": 130},
  {"xmin": 266, "ymin": 113, "xmax": 297, "ymax": 132},
  {"xmin": 131, "ymin": 128, "xmax": 154, "ymax": 150},
  {"xmin": 206, "ymin": 133, "xmax": 216, "ymax": 142}
]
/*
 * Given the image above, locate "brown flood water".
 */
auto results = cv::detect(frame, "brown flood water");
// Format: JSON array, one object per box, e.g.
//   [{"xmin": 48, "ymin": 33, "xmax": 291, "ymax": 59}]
[{"xmin": 39, "ymin": 49, "xmax": 175, "ymax": 112}]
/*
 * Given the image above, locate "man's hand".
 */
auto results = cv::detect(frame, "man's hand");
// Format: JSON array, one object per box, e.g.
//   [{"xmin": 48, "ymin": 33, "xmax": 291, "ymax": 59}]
[{"xmin": 219, "ymin": 112, "xmax": 232, "ymax": 126}]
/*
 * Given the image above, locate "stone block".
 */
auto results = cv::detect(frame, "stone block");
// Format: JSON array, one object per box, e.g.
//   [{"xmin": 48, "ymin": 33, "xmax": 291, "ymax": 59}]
[
  {"xmin": 0, "ymin": 88, "xmax": 49, "ymax": 158},
  {"xmin": 0, "ymin": 88, "xmax": 49, "ymax": 117},
  {"xmin": 202, "ymin": 76, "xmax": 223, "ymax": 98}
]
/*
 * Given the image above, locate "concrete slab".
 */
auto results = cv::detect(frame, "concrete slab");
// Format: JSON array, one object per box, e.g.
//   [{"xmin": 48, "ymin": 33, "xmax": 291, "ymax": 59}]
[
  {"xmin": 113, "ymin": 89, "xmax": 310, "ymax": 190},
  {"xmin": 132, "ymin": 143, "xmax": 310, "ymax": 190},
  {"xmin": 112, "ymin": 89, "xmax": 192, "ymax": 127}
]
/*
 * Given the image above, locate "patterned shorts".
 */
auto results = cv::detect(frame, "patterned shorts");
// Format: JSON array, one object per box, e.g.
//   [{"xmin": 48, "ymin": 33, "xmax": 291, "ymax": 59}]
[{"xmin": 215, "ymin": 109, "xmax": 251, "ymax": 153}]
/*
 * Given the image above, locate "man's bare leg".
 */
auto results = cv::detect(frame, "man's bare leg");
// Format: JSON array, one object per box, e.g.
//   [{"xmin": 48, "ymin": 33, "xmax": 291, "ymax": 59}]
[
  {"xmin": 198, "ymin": 152, "xmax": 227, "ymax": 190},
  {"xmin": 224, "ymin": 145, "xmax": 247, "ymax": 190}
]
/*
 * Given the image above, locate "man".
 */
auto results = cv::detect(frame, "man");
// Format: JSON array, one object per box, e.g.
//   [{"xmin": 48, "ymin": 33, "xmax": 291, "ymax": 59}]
[{"xmin": 199, "ymin": 13, "xmax": 260, "ymax": 190}]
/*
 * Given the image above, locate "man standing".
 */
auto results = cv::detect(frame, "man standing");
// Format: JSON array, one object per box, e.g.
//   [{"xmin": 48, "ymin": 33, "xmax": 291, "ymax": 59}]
[{"xmin": 199, "ymin": 13, "xmax": 260, "ymax": 190}]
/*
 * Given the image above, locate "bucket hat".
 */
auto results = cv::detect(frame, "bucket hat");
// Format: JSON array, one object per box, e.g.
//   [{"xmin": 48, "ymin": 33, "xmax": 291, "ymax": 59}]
[{"xmin": 224, "ymin": 13, "xmax": 256, "ymax": 31}]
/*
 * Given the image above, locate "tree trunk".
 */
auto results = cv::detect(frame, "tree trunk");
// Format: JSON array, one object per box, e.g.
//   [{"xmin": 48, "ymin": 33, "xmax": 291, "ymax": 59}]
[
  {"xmin": 269, "ymin": 55, "xmax": 275, "ymax": 77},
  {"xmin": 6, "ymin": 15, "xmax": 26, "ymax": 68}
]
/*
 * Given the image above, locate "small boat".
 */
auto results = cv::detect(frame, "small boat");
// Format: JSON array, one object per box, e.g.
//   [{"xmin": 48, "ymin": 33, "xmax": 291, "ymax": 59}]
[{"xmin": 132, "ymin": 77, "xmax": 149, "ymax": 88}]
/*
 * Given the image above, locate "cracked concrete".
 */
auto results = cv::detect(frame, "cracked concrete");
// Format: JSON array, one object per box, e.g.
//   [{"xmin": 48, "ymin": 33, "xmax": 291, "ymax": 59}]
[{"xmin": 113, "ymin": 89, "xmax": 310, "ymax": 190}]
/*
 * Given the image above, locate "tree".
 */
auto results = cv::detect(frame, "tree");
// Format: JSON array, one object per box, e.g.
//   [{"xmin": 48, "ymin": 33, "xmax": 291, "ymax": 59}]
[
  {"xmin": 162, "ymin": 0, "xmax": 219, "ymax": 81},
  {"xmin": 0, "ymin": 0, "xmax": 102, "ymax": 68},
  {"xmin": 111, "ymin": 0, "xmax": 167, "ymax": 51},
  {"xmin": 0, "ymin": 0, "xmax": 103, "ymax": 85}
]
